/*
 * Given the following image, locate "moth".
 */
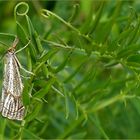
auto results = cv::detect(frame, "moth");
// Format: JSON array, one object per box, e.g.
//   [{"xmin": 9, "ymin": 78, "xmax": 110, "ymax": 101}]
[{"xmin": 0, "ymin": 37, "xmax": 31, "ymax": 120}]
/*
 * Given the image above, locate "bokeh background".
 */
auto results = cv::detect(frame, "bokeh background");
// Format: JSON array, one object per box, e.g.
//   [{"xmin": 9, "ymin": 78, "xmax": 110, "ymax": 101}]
[{"xmin": 0, "ymin": 0, "xmax": 140, "ymax": 139}]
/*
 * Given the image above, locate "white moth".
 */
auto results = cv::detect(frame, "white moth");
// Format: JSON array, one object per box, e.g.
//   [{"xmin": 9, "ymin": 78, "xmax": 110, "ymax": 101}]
[{"xmin": 0, "ymin": 37, "xmax": 31, "ymax": 120}]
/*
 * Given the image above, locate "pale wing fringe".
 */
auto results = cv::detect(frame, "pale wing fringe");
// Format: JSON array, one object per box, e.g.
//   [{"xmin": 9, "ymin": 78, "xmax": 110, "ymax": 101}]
[{"xmin": 1, "ymin": 94, "xmax": 24, "ymax": 120}]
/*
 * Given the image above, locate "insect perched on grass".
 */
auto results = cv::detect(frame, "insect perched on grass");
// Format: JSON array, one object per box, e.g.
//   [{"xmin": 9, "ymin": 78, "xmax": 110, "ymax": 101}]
[{"xmin": 0, "ymin": 37, "xmax": 32, "ymax": 120}]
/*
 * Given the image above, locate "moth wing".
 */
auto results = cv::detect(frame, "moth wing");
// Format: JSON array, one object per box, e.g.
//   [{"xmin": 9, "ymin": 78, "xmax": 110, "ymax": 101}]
[{"xmin": 0, "ymin": 53, "xmax": 24, "ymax": 120}]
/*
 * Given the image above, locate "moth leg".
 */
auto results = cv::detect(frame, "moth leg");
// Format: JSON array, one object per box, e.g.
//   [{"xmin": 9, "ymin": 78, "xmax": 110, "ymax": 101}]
[
  {"xmin": 21, "ymin": 75, "xmax": 31, "ymax": 79},
  {"xmin": 15, "ymin": 40, "xmax": 31, "ymax": 54},
  {"xmin": 20, "ymin": 65, "xmax": 35, "ymax": 75},
  {"xmin": 14, "ymin": 55, "xmax": 35, "ymax": 75}
]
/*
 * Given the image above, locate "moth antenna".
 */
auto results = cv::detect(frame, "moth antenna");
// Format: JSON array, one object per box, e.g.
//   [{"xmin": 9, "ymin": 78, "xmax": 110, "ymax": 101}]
[{"xmin": 12, "ymin": 36, "xmax": 19, "ymax": 49}]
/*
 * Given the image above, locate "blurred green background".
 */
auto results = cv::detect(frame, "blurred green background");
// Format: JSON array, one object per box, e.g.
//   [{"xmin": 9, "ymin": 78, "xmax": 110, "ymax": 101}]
[{"xmin": 0, "ymin": 0, "xmax": 140, "ymax": 139}]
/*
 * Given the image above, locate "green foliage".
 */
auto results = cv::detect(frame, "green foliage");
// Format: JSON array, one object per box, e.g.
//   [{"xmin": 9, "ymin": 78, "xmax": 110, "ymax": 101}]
[{"xmin": 0, "ymin": 0, "xmax": 140, "ymax": 139}]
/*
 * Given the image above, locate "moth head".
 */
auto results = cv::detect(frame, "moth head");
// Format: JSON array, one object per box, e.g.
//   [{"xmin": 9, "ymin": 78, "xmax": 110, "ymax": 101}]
[
  {"xmin": 7, "ymin": 37, "xmax": 19, "ymax": 54},
  {"xmin": 7, "ymin": 47, "xmax": 15, "ymax": 54}
]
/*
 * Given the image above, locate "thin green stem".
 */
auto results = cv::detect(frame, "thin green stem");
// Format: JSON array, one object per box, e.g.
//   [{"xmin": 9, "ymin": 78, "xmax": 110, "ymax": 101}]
[
  {"xmin": 41, "ymin": 9, "xmax": 97, "ymax": 46},
  {"xmin": 14, "ymin": 2, "xmax": 29, "ymax": 21}
]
